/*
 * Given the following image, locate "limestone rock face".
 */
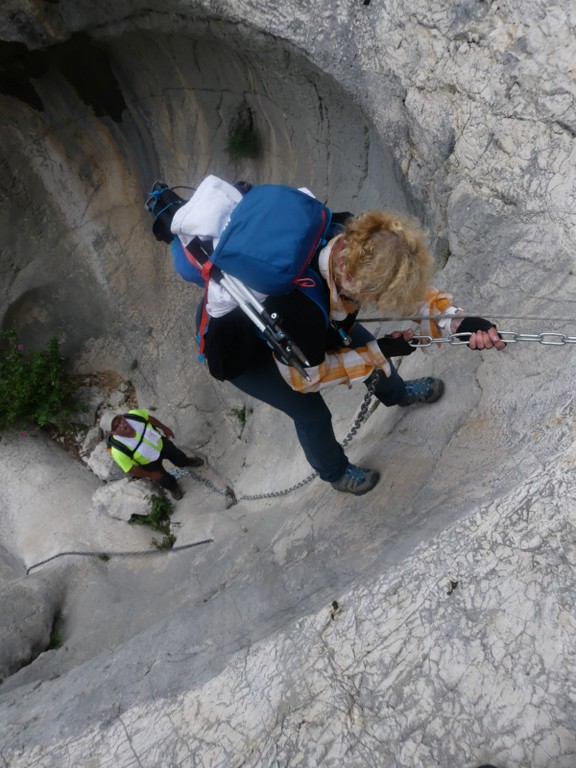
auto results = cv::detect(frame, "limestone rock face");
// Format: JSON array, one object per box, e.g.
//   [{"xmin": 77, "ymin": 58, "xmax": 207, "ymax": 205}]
[
  {"xmin": 85, "ymin": 440, "xmax": 125, "ymax": 481},
  {"xmin": 79, "ymin": 425, "xmax": 103, "ymax": 458},
  {"xmin": 0, "ymin": 566, "xmax": 67, "ymax": 684},
  {"xmin": 0, "ymin": 1, "xmax": 575, "ymax": 767},
  {"xmin": 91, "ymin": 477, "xmax": 156, "ymax": 522}
]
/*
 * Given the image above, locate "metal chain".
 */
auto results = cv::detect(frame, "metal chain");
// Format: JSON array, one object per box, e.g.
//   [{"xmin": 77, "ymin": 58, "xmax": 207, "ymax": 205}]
[
  {"xmin": 171, "ymin": 468, "xmax": 237, "ymax": 506},
  {"xmin": 412, "ymin": 330, "xmax": 576, "ymax": 347},
  {"xmin": 360, "ymin": 313, "xmax": 576, "ymax": 324},
  {"xmin": 25, "ymin": 325, "xmax": 575, "ymax": 574},
  {"xmin": 238, "ymin": 470, "xmax": 318, "ymax": 502},
  {"xmin": 25, "ymin": 380, "xmax": 373, "ymax": 573},
  {"xmin": 26, "ymin": 538, "xmax": 214, "ymax": 575},
  {"xmin": 239, "ymin": 378, "xmax": 377, "ymax": 502},
  {"xmin": 175, "ymin": 379, "xmax": 378, "ymax": 505},
  {"xmin": 341, "ymin": 381, "xmax": 378, "ymax": 448}
]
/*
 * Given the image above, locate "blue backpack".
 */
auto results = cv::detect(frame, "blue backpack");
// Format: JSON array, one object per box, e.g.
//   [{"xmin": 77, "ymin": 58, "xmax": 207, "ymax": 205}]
[
  {"xmin": 148, "ymin": 181, "xmax": 332, "ymax": 294},
  {"xmin": 171, "ymin": 239, "xmax": 205, "ymax": 288},
  {"xmin": 147, "ymin": 180, "xmax": 335, "ymax": 356},
  {"xmin": 210, "ymin": 184, "xmax": 332, "ymax": 294}
]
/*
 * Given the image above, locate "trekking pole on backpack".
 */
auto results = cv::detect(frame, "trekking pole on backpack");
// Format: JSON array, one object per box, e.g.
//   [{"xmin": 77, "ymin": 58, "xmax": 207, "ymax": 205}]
[
  {"xmin": 189, "ymin": 237, "xmax": 312, "ymax": 381},
  {"xmin": 219, "ymin": 272, "xmax": 312, "ymax": 380}
]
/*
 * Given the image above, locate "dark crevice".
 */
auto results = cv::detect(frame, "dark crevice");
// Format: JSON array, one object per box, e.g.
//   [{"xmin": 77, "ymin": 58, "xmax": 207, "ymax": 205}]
[
  {"xmin": 0, "ymin": 41, "xmax": 48, "ymax": 111},
  {"xmin": 0, "ymin": 33, "xmax": 126, "ymax": 121}
]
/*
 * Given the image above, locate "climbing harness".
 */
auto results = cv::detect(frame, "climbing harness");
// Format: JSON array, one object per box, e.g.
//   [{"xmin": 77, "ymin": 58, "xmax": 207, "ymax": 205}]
[{"xmin": 172, "ymin": 377, "xmax": 378, "ymax": 504}]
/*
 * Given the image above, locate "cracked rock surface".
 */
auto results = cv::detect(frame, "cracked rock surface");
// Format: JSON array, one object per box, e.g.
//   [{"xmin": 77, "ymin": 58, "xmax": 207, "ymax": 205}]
[{"xmin": 0, "ymin": 1, "xmax": 575, "ymax": 766}]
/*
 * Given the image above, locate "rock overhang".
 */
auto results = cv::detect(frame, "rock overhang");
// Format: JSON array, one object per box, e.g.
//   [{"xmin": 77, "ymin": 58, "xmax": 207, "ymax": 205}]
[{"xmin": 0, "ymin": 6, "xmax": 413, "ymax": 354}]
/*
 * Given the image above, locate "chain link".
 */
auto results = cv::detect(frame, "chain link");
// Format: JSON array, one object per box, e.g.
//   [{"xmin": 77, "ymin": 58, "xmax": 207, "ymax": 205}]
[
  {"xmin": 238, "ymin": 470, "xmax": 318, "ymax": 502},
  {"xmin": 361, "ymin": 312, "xmax": 576, "ymax": 324},
  {"xmin": 177, "ymin": 379, "xmax": 378, "ymax": 505},
  {"xmin": 26, "ymin": 538, "xmax": 214, "ymax": 574},
  {"xmin": 238, "ymin": 378, "xmax": 377, "ymax": 502},
  {"xmin": 342, "ymin": 381, "xmax": 378, "ymax": 448},
  {"xmin": 411, "ymin": 330, "xmax": 576, "ymax": 347},
  {"xmin": 171, "ymin": 468, "xmax": 238, "ymax": 506}
]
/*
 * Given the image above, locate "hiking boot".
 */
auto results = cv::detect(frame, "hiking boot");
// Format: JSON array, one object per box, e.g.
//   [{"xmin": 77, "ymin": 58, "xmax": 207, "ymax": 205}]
[
  {"xmin": 331, "ymin": 464, "xmax": 380, "ymax": 496},
  {"xmin": 398, "ymin": 377, "xmax": 444, "ymax": 407},
  {"xmin": 185, "ymin": 456, "xmax": 204, "ymax": 468},
  {"xmin": 168, "ymin": 485, "xmax": 184, "ymax": 500}
]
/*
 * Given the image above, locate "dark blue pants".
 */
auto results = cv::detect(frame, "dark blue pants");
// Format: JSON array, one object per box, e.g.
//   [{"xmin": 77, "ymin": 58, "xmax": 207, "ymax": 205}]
[{"xmin": 230, "ymin": 324, "xmax": 407, "ymax": 482}]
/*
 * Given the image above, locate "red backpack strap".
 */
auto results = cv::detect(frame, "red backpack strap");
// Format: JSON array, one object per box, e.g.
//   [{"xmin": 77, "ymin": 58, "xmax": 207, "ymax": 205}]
[
  {"xmin": 197, "ymin": 284, "xmax": 211, "ymax": 355},
  {"xmin": 184, "ymin": 237, "xmax": 215, "ymax": 356},
  {"xmin": 183, "ymin": 236, "xmax": 213, "ymax": 268},
  {"xmin": 184, "ymin": 245, "xmax": 214, "ymax": 284}
]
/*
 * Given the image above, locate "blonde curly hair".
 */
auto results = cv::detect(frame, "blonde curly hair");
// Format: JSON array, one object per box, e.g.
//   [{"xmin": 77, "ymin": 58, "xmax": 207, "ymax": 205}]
[{"xmin": 339, "ymin": 210, "xmax": 433, "ymax": 314}]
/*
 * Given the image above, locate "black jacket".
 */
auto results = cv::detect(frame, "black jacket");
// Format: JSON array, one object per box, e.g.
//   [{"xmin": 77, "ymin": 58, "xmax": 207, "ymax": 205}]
[{"xmin": 203, "ymin": 277, "xmax": 357, "ymax": 381}]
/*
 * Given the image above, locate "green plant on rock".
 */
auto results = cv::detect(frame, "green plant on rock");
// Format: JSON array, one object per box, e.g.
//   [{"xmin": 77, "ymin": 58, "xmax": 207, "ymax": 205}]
[
  {"xmin": 155, "ymin": 531, "xmax": 177, "ymax": 550},
  {"xmin": 48, "ymin": 610, "xmax": 64, "ymax": 650},
  {"xmin": 231, "ymin": 405, "xmax": 252, "ymax": 426},
  {"xmin": 0, "ymin": 327, "xmax": 82, "ymax": 432},
  {"xmin": 129, "ymin": 493, "xmax": 177, "ymax": 549},
  {"xmin": 226, "ymin": 104, "xmax": 261, "ymax": 160}
]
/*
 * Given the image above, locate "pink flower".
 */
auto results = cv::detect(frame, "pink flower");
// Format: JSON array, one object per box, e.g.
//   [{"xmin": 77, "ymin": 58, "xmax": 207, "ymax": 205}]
[
  {"xmin": 19, "ymin": 430, "xmax": 27, "ymax": 438},
  {"xmin": 17, "ymin": 343, "xmax": 25, "ymax": 351}
]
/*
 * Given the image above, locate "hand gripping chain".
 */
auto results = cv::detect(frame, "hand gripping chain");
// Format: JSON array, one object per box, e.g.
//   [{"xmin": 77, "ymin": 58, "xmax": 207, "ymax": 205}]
[{"xmin": 411, "ymin": 331, "xmax": 576, "ymax": 347}]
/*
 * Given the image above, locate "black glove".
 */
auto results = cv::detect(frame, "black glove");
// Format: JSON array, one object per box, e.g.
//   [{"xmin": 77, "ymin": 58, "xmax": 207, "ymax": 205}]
[
  {"xmin": 455, "ymin": 316, "xmax": 499, "ymax": 346},
  {"xmin": 377, "ymin": 335, "xmax": 416, "ymax": 357}
]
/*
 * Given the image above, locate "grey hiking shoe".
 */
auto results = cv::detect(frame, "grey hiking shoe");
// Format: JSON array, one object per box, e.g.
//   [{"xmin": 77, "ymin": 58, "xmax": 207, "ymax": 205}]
[
  {"xmin": 331, "ymin": 464, "xmax": 380, "ymax": 496},
  {"xmin": 398, "ymin": 377, "xmax": 444, "ymax": 407}
]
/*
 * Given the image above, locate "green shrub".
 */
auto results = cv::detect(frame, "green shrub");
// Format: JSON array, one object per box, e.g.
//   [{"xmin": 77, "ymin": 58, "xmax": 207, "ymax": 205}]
[
  {"xmin": 0, "ymin": 327, "xmax": 82, "ymax": 432},
  {"xmin": 231, "ymin": 405, "xmax": 252, "ymax": 426},
  {"xmin": 129, "ymin": 494, "xmax": 178, "ymax": 549},
  {"xmin": 226, "ymin": 105, "xmax": 261, "ymax": 160},
  {"xmin": 48, "ymin": 610, "xmax": 64, "ymax": 650},
  {"xmin": 155, "ymin": 532, "xmax": 177, "ymax": 550}
]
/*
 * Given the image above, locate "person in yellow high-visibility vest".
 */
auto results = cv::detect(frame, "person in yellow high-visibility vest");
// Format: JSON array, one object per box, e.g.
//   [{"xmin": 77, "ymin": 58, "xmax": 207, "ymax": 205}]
[{"xmin": 105, "ymin": 409, "xmax": 203, "ymax": 500}]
